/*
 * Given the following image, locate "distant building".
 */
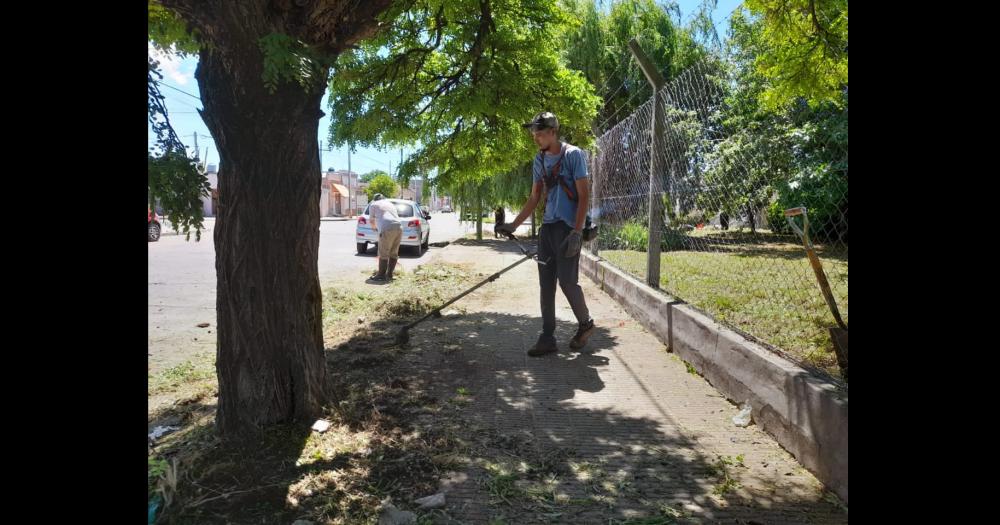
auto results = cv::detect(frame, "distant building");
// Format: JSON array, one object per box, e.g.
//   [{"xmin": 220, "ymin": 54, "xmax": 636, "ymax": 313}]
[
  {"xmin": 200, "ymin": 165, "xmax": 219, "ymax": 217},
  {"xmin": 321, "ymin": 169, "xmax": 361, "ymax": 216}
]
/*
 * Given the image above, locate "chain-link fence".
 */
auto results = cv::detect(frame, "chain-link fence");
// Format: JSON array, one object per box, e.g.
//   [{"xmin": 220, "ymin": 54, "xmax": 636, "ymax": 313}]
[{"xmin": 587, "ymin": 61, "xmax": 848, "ymax": 380}]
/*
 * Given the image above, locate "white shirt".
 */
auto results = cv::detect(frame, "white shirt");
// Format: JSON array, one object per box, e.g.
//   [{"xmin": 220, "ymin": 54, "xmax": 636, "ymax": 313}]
[{"xmin": 369, "ymin": 200, "xmax": 402, "ymax": 232}]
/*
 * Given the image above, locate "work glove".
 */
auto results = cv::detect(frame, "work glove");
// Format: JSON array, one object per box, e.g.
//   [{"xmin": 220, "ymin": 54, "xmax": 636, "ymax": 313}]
[
  {"xmin": 495, "ymin": 222, "xmax": 516, "ymax": 237},
  {"xmin": 565, "ymin": 230, "xmax": 582, "ymax": 258}
]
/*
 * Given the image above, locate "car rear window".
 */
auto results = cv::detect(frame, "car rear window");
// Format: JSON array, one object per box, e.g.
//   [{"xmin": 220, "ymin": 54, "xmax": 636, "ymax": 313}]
[
  {"xmin": 394, "ymin": 203, "xmax": 415, "ymax": 217},
  {"xmin": 364, "ymin": 201, "xmax": 415, "ymax": 217}
]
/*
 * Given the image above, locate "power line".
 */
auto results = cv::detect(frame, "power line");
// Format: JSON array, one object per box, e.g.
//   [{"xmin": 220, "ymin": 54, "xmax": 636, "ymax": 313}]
[
  {"xmin": 320, "ymin": 146, "xmax": 393, "ymax": 171},
  {"xmin": 352, "ymin": 151, "xmax": 392, "ymax": 168},
  {"xmin": 165, "ymin": 96, "xmax": 201, "ymax": 111},
  {"xmin": 159, "ymin": 82, "xmax": 202, "ymax": 101}
]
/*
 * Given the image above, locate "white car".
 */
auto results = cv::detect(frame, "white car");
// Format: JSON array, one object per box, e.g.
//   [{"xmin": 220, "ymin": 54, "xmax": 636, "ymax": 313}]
[{"xmin": 356, "ymin": 199, "xmax": 431, "ymax": 255}]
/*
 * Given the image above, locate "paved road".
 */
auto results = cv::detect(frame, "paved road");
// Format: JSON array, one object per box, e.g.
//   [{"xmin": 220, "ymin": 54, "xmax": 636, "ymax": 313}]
[{"xmin": 148, "ymin": 212, "xmax": 494, "ymax": 375}]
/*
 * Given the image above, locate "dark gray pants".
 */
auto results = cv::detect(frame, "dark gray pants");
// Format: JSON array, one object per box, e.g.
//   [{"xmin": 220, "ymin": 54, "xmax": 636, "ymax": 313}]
[{"xmin": 537, "ymin": 221, "xmax": 591, "ymax": 339}]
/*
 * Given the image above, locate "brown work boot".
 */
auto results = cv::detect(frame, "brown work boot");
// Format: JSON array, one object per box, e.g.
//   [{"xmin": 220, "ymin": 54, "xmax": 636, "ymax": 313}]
[
  {"xmin": 527, "ymin": 335, "xmax": 558, "ymax": 357},
  {"xmin": 370, "ymin": 259, "xmax": 388, "ymax": 281},
  {"xmin": 569, "ymin": 319, "xmax": 595, "ymax": 349},
  {"xmin": 386, "ymin": 258, "xmax": 398, "ymax": 281}
]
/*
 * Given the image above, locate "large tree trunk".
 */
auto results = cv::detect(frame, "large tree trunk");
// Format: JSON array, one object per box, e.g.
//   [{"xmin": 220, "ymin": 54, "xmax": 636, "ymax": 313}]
[
  {"xmin": 157, "ymin": 0, "xmax": 395, "ymax": 438},
  {"xmin": 197, "ymin": 35, "xmax": 327, "ymax": 438}
]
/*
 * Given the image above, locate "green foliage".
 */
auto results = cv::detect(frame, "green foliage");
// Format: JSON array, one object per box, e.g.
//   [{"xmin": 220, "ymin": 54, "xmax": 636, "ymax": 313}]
[
  {"xmin": 562, "ymin": 0, "xmax": 705, "ymax": 133},
  {"xmin": 743, "ymin": 0, "xmax": 848, "ymax": 110},
  {"xmin": 327, "ymin": 0, "xmax": 600, "ymax": 190},
  {"xmin": 147, "ymin": 56, "xmax": 210, "ymax": 241},
  {"xmin": 366, "ymin": 174, "xmax": 400, "ymax": 201},
  {"xmin": 258, "ymin": 33, "xmax": 329, "ymax": 93},
  {"xmin": 688, "ymin": 6, "xmax": 846, "ymax": 240},
  {"xmin": 148, "ymin": 1, "xmax": 199, "ymax": 55},
  {"xmin": 148, "ymin": 151, "xmax": 210, "ymax": 241},
  {"xmin": 361, "ymin": 170, "xmax": 389, "ymax": 183}
]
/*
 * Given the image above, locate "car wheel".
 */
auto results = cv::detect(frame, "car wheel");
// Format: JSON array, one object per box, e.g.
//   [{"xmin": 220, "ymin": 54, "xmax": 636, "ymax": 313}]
[
  {"xmin": 357, "ymin": 242, "xmax": 367, "ymax": 255},
  {"xmin": 148, "ymin": 222, "xmax": 161, "ymax": 242}
]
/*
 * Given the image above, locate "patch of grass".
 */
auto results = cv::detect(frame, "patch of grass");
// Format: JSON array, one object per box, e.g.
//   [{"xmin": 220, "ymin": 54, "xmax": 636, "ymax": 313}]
[
  {"xmin": 148, "ymin": 456, "xmax": 168, "ymax": 497},
  {"xmin": 569, "ymin": 461, "xmax": 598, "ymax": 481},
  {"xmin": 709, "ymin": 455, "xmax": 746, "ymax": 496},
  {"xmin": 824, "ymin": 491, "xmax": 848, "ymax": 513},
  {"xmin": 323, "ymin": 262, "xmax": 477, "ymax": 345},
  {"xmin": 658, "ymin": 503, "xmax": 687, "ymax": 521},
  {"xmin": 711, "ymin": 295, "xmax": 737, "ymax": 313},
  {"xmin": 480, "ymin": 460, "xmax": 562, "ymax": 506},
  {"xmin": 323, "ymin": 290, "xmax": 373, "ymax": 322},
  {"xmin": 601, "ymin": 237, "xmax": 847, "ymax": 378},
  {"xmin": 149, "ymin": 356, "xmax": 215, "ymax": 395},
  {"xmin": 485, "ymin": 471, "xmax": 522, "ymax": 505}
]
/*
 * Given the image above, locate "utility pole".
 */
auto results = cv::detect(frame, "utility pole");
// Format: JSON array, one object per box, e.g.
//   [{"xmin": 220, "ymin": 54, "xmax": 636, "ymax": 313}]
[
  {"xmin": 348, "ymin": 147, "xmax": 353, "ymax": 215},
  {"xmin": 193, "ymin": 132, "xmax": 201, "ymax": 170}
]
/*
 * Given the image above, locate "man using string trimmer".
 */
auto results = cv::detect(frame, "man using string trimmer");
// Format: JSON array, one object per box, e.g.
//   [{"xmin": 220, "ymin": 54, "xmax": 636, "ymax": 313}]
[{"xmin": 496, "ymin": 112, "xmax": 596, "ymax": 356}]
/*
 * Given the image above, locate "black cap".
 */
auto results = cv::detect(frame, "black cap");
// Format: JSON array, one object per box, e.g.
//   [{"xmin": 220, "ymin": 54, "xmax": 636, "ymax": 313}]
[
  {"xmin": 522, "ymin": 112, "xmax": 559, "ymax": 132},
  {"xmin": 373, "ymin": 193, "xmax": 385, "ymax": 201}
]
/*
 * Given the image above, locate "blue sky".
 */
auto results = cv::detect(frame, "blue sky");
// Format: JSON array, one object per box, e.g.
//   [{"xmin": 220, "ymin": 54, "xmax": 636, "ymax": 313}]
[
  {"xmin": 672, "ymin": 0, "xmax": 743, "ymax": 38},
  {"xmin": 148, "ymin": 0, "xmax": 742, "ymax": 176}
]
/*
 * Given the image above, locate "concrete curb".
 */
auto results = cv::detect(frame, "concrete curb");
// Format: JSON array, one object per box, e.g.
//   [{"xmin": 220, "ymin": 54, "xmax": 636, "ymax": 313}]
[{"xmin": 579, "ymin": 251, "xmax": 848, "ymax": 503}]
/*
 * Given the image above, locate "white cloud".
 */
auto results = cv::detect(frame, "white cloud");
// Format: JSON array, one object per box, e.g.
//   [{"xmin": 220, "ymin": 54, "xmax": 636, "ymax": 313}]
[{"xmin": 148, "ymin": 43, "xmax": 193, "ymax": 86}]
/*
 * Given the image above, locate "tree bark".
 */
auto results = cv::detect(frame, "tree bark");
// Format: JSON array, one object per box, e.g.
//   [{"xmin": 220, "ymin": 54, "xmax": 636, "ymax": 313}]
[
  {"xmin": 157, "ymin": 0, "xmax": 395, "ymax": 438},
  {"xmin": 197, "ymin": 31, "xmax": 328, "ymax": 438}
]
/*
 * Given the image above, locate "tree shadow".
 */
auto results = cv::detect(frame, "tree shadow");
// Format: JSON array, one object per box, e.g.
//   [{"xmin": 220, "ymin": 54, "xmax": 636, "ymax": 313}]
[
  {"xmin": 324, "ymin": 311, "xmax": 847, "ymax": 524},
  {"xmin": 153, "ymin": 309, "xmax": 846, "ymax": 524}
]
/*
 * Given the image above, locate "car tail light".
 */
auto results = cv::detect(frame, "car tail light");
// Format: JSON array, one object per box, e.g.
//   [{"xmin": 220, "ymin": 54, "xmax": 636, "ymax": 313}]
[
  {"xmin": 358, "ymin": 216, "xmax": 367, "ymax": 225},
  {"xmin": 408, "ymin": 219, "xmax": 420, "ymax": 227}
]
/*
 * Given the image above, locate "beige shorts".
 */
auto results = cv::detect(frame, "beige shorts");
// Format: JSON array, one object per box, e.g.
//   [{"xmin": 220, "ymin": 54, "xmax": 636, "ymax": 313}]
[{"xmin": 377, "ymin": 223, "xmax": 402, "ymax": 259}]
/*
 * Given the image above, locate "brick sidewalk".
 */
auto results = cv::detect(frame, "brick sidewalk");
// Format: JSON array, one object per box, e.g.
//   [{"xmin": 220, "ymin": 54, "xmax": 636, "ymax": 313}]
[{"xmin": 400, "ymin": 240, "xmax": 846, "ymax": 524}]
